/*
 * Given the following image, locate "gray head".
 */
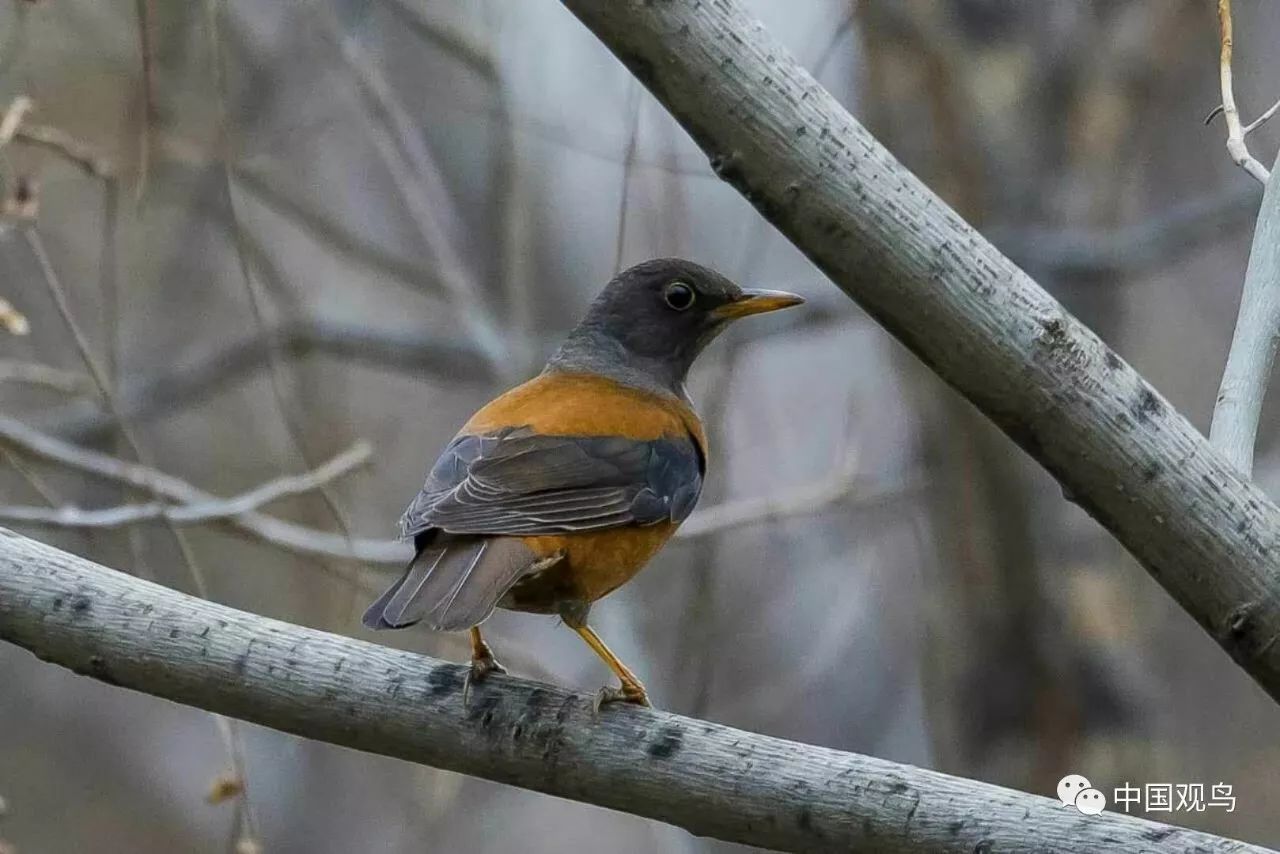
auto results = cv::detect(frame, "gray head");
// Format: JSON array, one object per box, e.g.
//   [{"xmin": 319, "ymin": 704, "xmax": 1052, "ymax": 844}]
[{"xmin": 545, "ymin": 258, "xmax": 804, "ymax": 397}]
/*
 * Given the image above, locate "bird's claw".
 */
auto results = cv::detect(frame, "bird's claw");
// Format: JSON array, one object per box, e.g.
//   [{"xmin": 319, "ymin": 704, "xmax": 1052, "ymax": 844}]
[
  {"xmin": 592, "ymin": 683, "xmax": 651, "ymax": 714},
  {"xmin": 462, "ymin": 654, "xmax": 506, "ymax": 707}
]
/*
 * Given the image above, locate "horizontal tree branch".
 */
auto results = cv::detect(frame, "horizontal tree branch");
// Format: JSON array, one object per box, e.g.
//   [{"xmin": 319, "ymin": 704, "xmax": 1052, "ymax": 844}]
[
  {"xmin": 33, "ymin": 318, "xmax": 496, "ymax": 443},
  {"xmin": 0, "ymin": 440, "xmax": 371, "ymax": 528},
  {"xmin": 0, "ymin": 412, "xmax": 406, "ymax": 563},
  {"xmin": 987, "ymin": 184, "xmax": 1259, "ymax": 279},
  {"xmin": 559, "ymin": 0, "xmax": 1280, "ymax": 704},
  {"xmin": 0, "ymin": 530, "xmax": 1268, "ymax": 854}
]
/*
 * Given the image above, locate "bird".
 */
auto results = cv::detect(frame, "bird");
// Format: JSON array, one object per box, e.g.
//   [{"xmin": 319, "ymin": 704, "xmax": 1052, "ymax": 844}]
[{"xmin": 362, "ymin": 258, "xmax": 803, "ymax": 706}]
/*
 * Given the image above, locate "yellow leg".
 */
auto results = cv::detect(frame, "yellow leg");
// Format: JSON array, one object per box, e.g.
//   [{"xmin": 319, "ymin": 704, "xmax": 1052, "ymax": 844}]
[
  {"xmin": 463, "ymin": 626, "xmax": 505, "ymax": 705},
  {"xmin": 573, "ymin": 625, "xmax": 651, "ymax": 707},
  {"xmin": 468, "ymin": 627, "xmax": 504, "ymax": 676}
]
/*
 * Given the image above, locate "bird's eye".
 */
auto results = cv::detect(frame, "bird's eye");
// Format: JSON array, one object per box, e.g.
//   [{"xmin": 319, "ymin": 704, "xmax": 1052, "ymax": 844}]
[{"xmin": 664, "ymin": 282, "xmax": 695, "ymax": 311}]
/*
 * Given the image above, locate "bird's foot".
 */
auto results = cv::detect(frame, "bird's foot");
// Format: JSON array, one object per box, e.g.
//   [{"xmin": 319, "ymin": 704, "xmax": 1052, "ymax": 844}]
[
  {"xmin": 462, "ymin": 648, "xmax": 506, "ymax": 707},
  {"xmin": 592, "ymin": 681, "xmax": 651, "ymax": 713}
]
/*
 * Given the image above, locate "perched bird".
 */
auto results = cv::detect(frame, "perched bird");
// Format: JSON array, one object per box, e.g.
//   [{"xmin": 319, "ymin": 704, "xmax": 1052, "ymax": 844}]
[{"xmin": 363, "ymin": 258, "xmax": 803, "ymax": 706}]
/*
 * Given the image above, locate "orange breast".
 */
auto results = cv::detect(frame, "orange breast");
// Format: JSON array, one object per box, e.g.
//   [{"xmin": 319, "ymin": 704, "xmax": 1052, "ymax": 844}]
[{"xmin": 461, "ymin": 371, "xmax": 707, "ymax": 455}]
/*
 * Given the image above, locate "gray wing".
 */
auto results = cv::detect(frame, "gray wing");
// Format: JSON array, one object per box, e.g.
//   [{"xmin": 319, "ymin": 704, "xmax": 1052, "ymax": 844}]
[{"xmin": 398, "ymin": 427, "xmax": 704, "ymax": 538}]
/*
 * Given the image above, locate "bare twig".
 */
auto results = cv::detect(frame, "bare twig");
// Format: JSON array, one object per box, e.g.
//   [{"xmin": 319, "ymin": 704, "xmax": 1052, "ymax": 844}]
[
  {"xmin": 311, "ymin": 4, "xmax": 511, "ymax": 376},
  {"xmin": 987, "ymin": 183, "xmax": 1259, "ymax": 278},
  {"xmin": 382, "ymin": 1, "xmax": 494, "ymax": 80},
  {"xmin": 612, "ymin": 83, "xmax": 641, "ymax": 274},
  {"xmin": 0, "ymin": 360, "xmax": 89, "ymax": 392},
  {"xmin": 0, "ymin": 298, "xmax": 29, "ymax": 335},
  {"xmin": 0, "ymin": 441, "xmax": 371, "ymax": 528},
  {"xmin": 205, "ymin": 0, "xmax": 358, "ymax": 597},
  {"xmin": 1216, "ymin": 0, "xmax": 1271, "ymax": 184},
  {"xmin": 1245, "ymin": 95, "xmax": 1280, "ymax": 135},
  {"xmin": 0, "ymin": 411, "xmax": 407, "ymax": 563},
  {"xmin": 134, "ymin": 0, "xmax": 156, "ymax": 201},
  {"xmin": 35, "ymin": 318, "xmax": 495, "ymax": 442},
  {"xmin": 0, "ymin": 96, "xmax": 33, "ymax": 147},
  {"xmin": 13, "ymin": 123, "xmax": 115, "ymax": 179},
  {"xmin": 678, "ymin": 451, "xmax": 863, "ymax": 539},
  {"xmin": 1209, "ymin": 148, "xmax": 1280, "ymax": 474},
  {"xmin": 0, "ymin": 532, "xmax": 1269, "ymax": 854}
]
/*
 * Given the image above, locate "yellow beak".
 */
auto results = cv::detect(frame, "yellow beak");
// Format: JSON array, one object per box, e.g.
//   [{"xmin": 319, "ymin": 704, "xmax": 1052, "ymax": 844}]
[{"xmin": 711, "ymin": 289, "xmax": 805, "ymax": 320}]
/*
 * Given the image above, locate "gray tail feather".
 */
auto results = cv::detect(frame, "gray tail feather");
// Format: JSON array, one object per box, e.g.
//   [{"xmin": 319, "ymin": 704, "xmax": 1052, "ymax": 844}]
[{"xmin": 361, "ymin": 535, "xmax": 535, "ymax": 632}]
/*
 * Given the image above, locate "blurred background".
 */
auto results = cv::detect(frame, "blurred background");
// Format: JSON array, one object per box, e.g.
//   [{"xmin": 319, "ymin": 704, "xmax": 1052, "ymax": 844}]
[{"xmin": 1, "ymin": 0, "xmax": 1279, "ymax": 851}]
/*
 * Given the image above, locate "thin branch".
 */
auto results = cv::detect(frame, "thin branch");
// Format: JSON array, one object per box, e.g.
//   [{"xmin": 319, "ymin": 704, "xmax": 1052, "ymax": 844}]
[
  {"xmin": 677, "ymin": 451, "xmax": 877, "ymax": 540},
  {"xmin": 0, "ymin": 412, "xmax": 406, "ymax": 564},
  {"xmin": 310, "ymin": 4, "xmax": 511, "ymax": 377},
  {"xmin": 986, "ymin": 184, "xmax": 1259, "ymax": 278},
  {"xmin": 1209, "ymin": 148, "xmax": 1280, "ymax": 474},
  {"xmin": 205, "ymin": 0, "xmax": 358, "ymax": 591},
  {"xmin": 133, "ymin": 0, "xmax": 155, "ymax": 201},
  {"xmin": 12, "ymin": 124, "xmax": 115, "ymax": 179},
  {"xmin": 381, "ymin": 0, "xmax": 494, "ymax": 80},
  {"xmin": 34, "ymin": 318, "xmax": 496, "ymax": 442},
  {"xmin": 559, "ymin": 0, "xmax": 1280, "ymax": 704},
  {"xmin": 0, "ymin": 96, "xmax": 33, "ymax": 147},
  {"xmin": 0, "ymin": 532, "xmax": 1267, "ymax": 854},
  {"xmin": 0, "ymin": 297, "xmax": 29, "ymax": 335},
  {"xmin": 0, "ymin": 360, "xmax": 89, "ymax": 393},
  {"xmin": 1216, "ymin": 0, "xmax": 1271, "ymax": 184},
  {"xmin": 1244, "ymin": 95, "xmax": 1280, "ymax": 135},
  {"xmin": 0, "ymin": 441, "xmax": 371, "ymax": 528}
]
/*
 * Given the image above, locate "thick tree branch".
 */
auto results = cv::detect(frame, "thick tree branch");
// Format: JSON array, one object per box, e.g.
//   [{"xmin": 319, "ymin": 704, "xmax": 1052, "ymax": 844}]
[
  {"xmin": 0, "ymin": 530, "xmax": 1268, "ymax": 854},
  {"xmin": 558, "ymin": 0, "xmax": 1280, "ymax": 701},
  {"xmin": 1210, "ymin": 149, "xmax": 1280, "ymax": 474}
]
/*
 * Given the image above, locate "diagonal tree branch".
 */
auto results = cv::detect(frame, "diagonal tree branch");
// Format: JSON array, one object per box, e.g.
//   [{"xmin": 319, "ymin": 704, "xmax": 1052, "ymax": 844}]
[
  {"xmin": 1210, "ymin": 148, "xmax": 1280, "ymax": 474},
  {"xmin": 557, "ymin": 0, "xmax": 1280, "ymax": 703},
  {"xmin": 0, "ymin": 530, "xmax": 1269, "ymax": 854}
]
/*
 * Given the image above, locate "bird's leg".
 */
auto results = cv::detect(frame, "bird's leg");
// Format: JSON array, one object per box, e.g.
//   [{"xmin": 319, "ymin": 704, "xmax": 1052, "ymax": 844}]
[
  {"xmin": 463, "ymin": 626, "xmax": 505, "ymax": 705},
  {"xmin": 559, "ymin": 601, "xmax": 651, "ymax": 708}
]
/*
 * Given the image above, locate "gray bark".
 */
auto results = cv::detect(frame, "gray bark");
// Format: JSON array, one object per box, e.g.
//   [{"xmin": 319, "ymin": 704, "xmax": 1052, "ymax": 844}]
[
  {"xmin": 0, "ymin": 529, "xmax": 1270, "ymax": 854},
  {"xmin": 558, "ymin": 0, "xmax": 1280, "ymax": 702},
  {"xmin": 1210, "ymin": 149, "xmax": 1280, "ymax": 475}
]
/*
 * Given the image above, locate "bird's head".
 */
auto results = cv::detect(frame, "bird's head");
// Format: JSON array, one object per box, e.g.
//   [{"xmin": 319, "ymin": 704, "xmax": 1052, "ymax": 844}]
[{"xmin": 547, "ymin": 258, "xmax": 804, "ymax": 395}]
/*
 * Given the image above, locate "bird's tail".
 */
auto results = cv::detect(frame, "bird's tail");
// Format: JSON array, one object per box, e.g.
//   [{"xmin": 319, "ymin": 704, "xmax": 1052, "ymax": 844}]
[{"xmin": 361, "ymin": 534, "xmax": 534, "ymax": 632}]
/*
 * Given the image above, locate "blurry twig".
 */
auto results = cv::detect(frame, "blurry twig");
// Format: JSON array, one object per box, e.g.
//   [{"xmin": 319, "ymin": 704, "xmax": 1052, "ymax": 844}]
[
  {"xmin": 0, "ymin": 412, "xmax": 407, "ymax": 564},
  {"xmin": 987, "ymin": 184, "xmax": 1260, "ymax": 278},
  {"xmin": 0, "ymin": 96, "xmax": 33, "ymax": 147},
  {"xmin": 0, "ymin": 95, "xmax": 115, "ymax": 178},
  {"xmin": 676, "ymin": 452, "xmax": 871, "ymax": 540},
  {"xmin": 1214, "ymin": 0, "xmax": 1271, "ymax": 184},
  {"xmin": 0, "ymin": 360, "xmax": 89, "ymax": 392},
  {"xmin": 612, "ymin": 83, "xmax": 640, "ymax": 274},
  {"xmin": 35, "ymin": 318, "xmax": 495, "ymax": 442},
  {"xmin": 311, "ymin": 5, "xmax": 511, "ymax": 376},
  {"xmin": 133, "ymin": 0, "xmax": 155, "ymax": 200},
  {"xmin": 382, "ymin": 1, "xmax": 493, "ymax": 80},
  {"xmin": 0, "ymin": 298, "xmax": 28, "ymax": 335},
  {"xmin": 0, "ymin": 441, "xmax": 371, "ymax": 528},
  {"xmin": 13, "ymin": 124, "xmax": 115, "ymax": 179},
  {"xmin": 206, "ymin": 0, "xmax": 358, "ymax": 590}
]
